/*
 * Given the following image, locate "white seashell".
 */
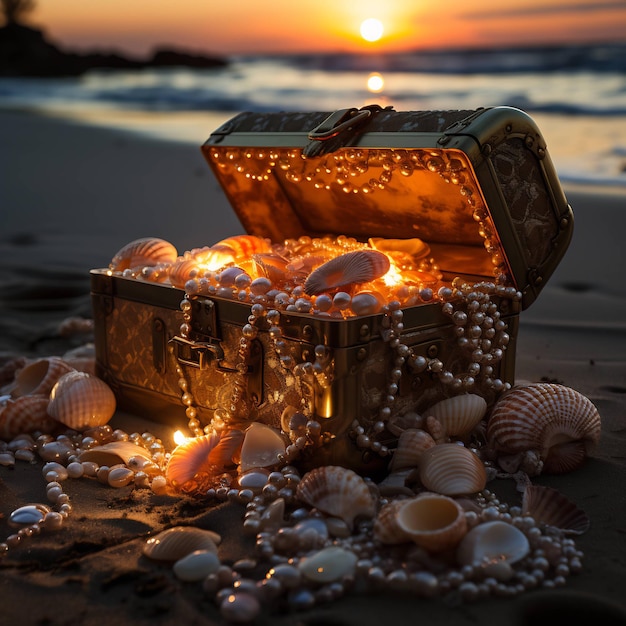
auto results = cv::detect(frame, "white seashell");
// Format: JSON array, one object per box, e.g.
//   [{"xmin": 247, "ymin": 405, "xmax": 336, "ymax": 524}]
[
  {"xmin": 389, "ymin": 428, "xmax": 436, "ymax": 472},
  {"xmin": 0, "ymin": 394, "xmax": 59, "ymax": 439},
  {"xmin": 487, "ymin": 383, "xmax": 601, "ymax": 474},
  {"xmin": 304, "ymin": 250, "xmax": 391, "ymax": 296},
  {"xmin": 142, "ymin": 526, "xmax": 221, "ymax": 562},
  {"xmin": 79, "ymin": 441, "xmax": 151, "ymax": 466},
  {"xmin": 522, "ymin": 484, "xmax": 590, "ymax": 535},
  {"xmin": 395, "ymin": 493, "xmax": 468, "ymax": 553},
  {"xmin": 173, "ymin": 550, "xmax": 221, "ymax": 582},
  {"xmin": 47, "ymin": 371, "xmax": 116, "ymax": 431},
  {"xmin": 296, "ymin": 465, "xmax": 377, "ymax": 528},
  {"xmin": 426, "ymin": 394, "xmax": 487, "ymax": 438},
  {"xmin": 298, "ymin": 546, "xmax": 358, "ymax": 583},
  {"xmin": 419, "ymin": 443, "xmax": 487, "ymax": 496},
  {"xmin": 12, "ymin": 357, "xmax": 75, "ymax": 398},
  {"xmin": 9, "ymin": 503, "xmax": 51, "ymax": 527},
  {"xmin": 456, "ymin": 520, "xmax": 530, "ymax": 566},
  {"xmin": 238, "ymin": 423, "xmax": 286, "ymax": 473},
  {"xmin": 110, "ymin": 237, "xmax": 178, "ymax": 272}
]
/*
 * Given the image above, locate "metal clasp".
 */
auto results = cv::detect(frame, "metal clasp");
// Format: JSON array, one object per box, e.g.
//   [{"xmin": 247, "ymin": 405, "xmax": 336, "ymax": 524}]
[{"xmin": 170, "ymin": 335, "xmax": 238, "ymax": 372}]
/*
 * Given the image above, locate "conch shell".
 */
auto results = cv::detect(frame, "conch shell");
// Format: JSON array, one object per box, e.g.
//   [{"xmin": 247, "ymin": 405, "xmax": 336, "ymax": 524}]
[
  {"xmin": 486, "ymin": 383, "xmax": 601, "ymax": 474},
  {"xmin": 295, "ymin": 465, "xmax": 377, "ymax": 528},
  {"xmin": 110, "ymin": 237, "xmax": 178, "ymax": 272},
  {"xmin": 47, "ymin": 371, "xmax": 116, "ymax": 431},
  {"xmin": 303, "ymin": 250, "xmax": 390, "ymax": 296}
]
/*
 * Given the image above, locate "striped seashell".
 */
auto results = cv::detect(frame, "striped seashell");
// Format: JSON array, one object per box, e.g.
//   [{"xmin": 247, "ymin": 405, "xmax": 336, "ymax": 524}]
[
  {"xmin": 0, "ymin": 395, "xmax": 59, "ymax": 440},
  {"xmin": 303, "ymin": 250, "xmax": 390, "ymax": 296},
  {"xmin": 142, "ymin": 526, "xmax": 221, "ymax": 562},
  {"xmin": 168, "ymin": 257, "xmax": 202, "ymax": 289},
  {"xmin": 486, "ymin": 383, "xmax": 601, "ymax": 474},
  {"xmin": 296, "ymin": 465, "xmax": 377, "ymax": 528},
  {"xmin": 110, "ymin": 237, "xmax": 178, "ymax": 272},
  {"xmin": 389, "ymin": 428, "xmax": 436, "ymax": 472},
  {"xmin": 395, "ymin": 493, "xmax": 468, "ymax": 553},
  {"xmin": 373, "ymin": 498, "xmax": 412, "ymax": 544},
  {"xmin": 166, "ymin": 432, "xmax": 223, "ymax": 489},
  {"xmin": 12, "ymin": 357, "xmax": 75, "ymax": 398},
  {"xmin": 419, "ymin": 443, "xmax": 487, "ymax": 496},
  {"xmin": 456, "ymin": 520, "xmax": 530, "ymax": 566},
  {"xmin": 426, "ymin": 394, "xmax": 488, "ymax": 438},
  {"xmin": 47, "ymin": 371, "xmax": 116, "ymax": 431},
  {"xmin": 522, "ymin": 484, "xmax": 590, "ymax": 535},
  {"xmin": 203, "ymin": 235, "xmax": 273, "ymax": 270}
]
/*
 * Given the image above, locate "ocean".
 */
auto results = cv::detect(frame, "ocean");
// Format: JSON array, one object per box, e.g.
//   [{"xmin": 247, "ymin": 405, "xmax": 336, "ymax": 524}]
[{"xmin": 1, "ymin": 42, "xmax": 625, "ymax": 189}]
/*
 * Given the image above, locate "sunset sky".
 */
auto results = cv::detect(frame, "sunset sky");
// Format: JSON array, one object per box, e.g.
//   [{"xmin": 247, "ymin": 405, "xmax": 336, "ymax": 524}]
[{"xmin": 22, "ymin": 0, "xmax": 626, "ymax": 57}]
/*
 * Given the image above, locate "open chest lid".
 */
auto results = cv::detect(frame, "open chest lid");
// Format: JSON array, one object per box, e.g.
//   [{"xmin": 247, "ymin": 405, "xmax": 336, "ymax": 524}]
[{"xmin": 202, "ymin": 105, "xmax": 573, "ymax": 309}]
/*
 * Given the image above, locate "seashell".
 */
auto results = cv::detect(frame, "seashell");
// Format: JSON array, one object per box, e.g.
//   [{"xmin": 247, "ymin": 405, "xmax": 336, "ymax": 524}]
[
  {"xmin": 203, "ymin": 235, "xmax": 272, "ymax": 271},
  {"xmin": 349, "ymin": 290, "xmax": 386, "ymax": 316},
  {"xmin": 395, "ymin": 493, "xmax": 468, "ymax": 553},
  {"xmin": 108, "ymin": 466, "xmax": 135, "ymax": 488},
  {"xmin": 387, "ymin": 411, "xmax": 424, "ymax": 437},
  {"xmin": 425, "ymin": 415, "xmax": 447, "ymax": 444},
  {"xmin": 368, "ymin": 237, "xmax": 431, "ymax": 261},
  {"xmin": 522, "ymin": 484, "xmax": 590, "ymax": 535},
  {"xmin": 173, "ymin": 549, "xmax": 221, "ymax": 582},
  {"xmin": 298, "ymin": 546, "xmax": 358, "ymax": 583},
  {"xmin": 376, "ymin": 468, "xmax": 419, "ymax": 497},
  {"xmin": 110, "ymin": 237, "xmax": 178, "ymax": 272},
  {"xmin": 374, "ymin": 498, "xmax": 413, "ymax": 544},
  {"xmin": 0, "ymin": 395, "xmax": 59, "ymax": 439},
  {"xmin": 303, "ymin": 250, "xmax": 390, "ymax": 296},
  {"xmin": 251, "ymin": 252, "xmax": 292, "ymax": 284},
  {"xmin": 142, "ymin": 526, "xmax": 221, "ymax": 562},
  {"xmin": 9, "ymin": 503, "xmax": 51, "ymax": 527},
  {"xmin": 486, "ymin": 383, "xmax": 601, "ymax": 474},
  {"xmin": 166, "ymin": 432, "xmax": 222, "ymax": 488},
  {"xmin": 12, "ymin": 357, "xmax": 75, "ymax": 398},
  {"xmin": 296, "ymin": 465, "xmax": 377, "ymax": 528},
  {"xmin": 456, "ymin": 520, "xmax": 530, "ymax": 566},
  {"xmin": 426, "ymin": 394, "xmax": 487, "ymax": 438},
  {"xmin": 419, "ymin": 443, "xmax": 487, "ymax": 496},
  {"xmin": 79, "ymin": 441, "xmax": 151, "ymax": 466},
  {"xmin": 238, "ymin": 423, "xmax": 286, "ymax": 473},
  {"xmin": 168, "ymin": 257, "xmax": 202, "ymax": 289},
  {"xmin": 237, "ymin": 468, "xmax": 270, "ymax": 492},
  {"xmin": 389, "ymin": 429, "xmax": 436, "ymax": 472},
  {"xmin": 47, "ymin": 371, "xmax": 116, "ymax": 431}
]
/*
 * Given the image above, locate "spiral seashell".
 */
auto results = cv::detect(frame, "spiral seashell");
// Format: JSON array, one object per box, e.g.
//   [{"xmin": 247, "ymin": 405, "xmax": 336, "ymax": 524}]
[
  {"xmin": 47, "ymin": 371, "xmax": 116, "ymax": 431},
  {"xmin": 522, "ymin": 484, "xmax": 590, "ymax": 535},
  {"xmin": 110, "ymin": 237, "xmax": 178, "ymax": 272},
  {"xmin": 142, "ymin": 526, "xmax": 221, "ymax": 562},
  {"xmin": 394, "ymin": 493, "xmax": 468, "ymax": 553},
  {"xmin": 202, "ymin": 235, "xmax": 273, "ymax": 270},
  {"xmin": 238, "ymin": 423, "xmax": 286, "ymax": 473},
  {"xmin": 11, "ymin": 357, "xmax": 75, "ymax": 398},
  {"xmin": 456, "ymin": 520, "xmax": 530, "ymax": 566},
  {"xmin": 419, "ymin": 443, "xmax": 487, "ymax": 496},
  {"xmin": 426, "ymin": 394, "xmax": 487, "ymax": 438},
  {"xmin": 486, "ymin": 383, "xmax": 601, "ymax": 474},
  {"xmin": 0, "ymin": 395, "xmax": 59, "ymax": 440},
  {"xmin": 296, "ymin": 465, "xmax": 377, "ymax": 528},
  {"xmin": 303, "ymin": 250, "xmax": 391, "ymax": 296},
  {"xmin": 389, "ymin": 429, "xmax": 436, "ymax": 472}
]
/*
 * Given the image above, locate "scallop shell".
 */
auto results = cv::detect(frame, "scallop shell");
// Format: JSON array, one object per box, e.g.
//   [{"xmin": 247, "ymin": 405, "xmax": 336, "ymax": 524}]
[
  {"xmin": 47, "ymin": 371, "xmax": 116, "ymax": 431},
  {"xmin": 295, "ymin": 465, "xmax": 377, "ymax": 527},
  {"xmin": 456, "ymin": 520, "xmax": 530, "ymax": 566},
  {"xmin": 419, "ymin": 443, "xmax": 487, "ymax": 496},
  {"xmin": 522, "ymin": 484, "xmax": 590, "ymax": 535},
  {"xmin": 110, "ymin": 237, "xmax": 178, "ymax": 272},
  {"xmin": 238, "ymin": 423, "xmax": 285, "ymax": 473},
  {"xmin": 12, "ymin": 357, "xmax": 75, "ymax": 398},
  {"xmin": 168, "ymin": 257, "xmax": 202, "ymax": 289},
  {"xmin": 203, "ymin": 235, "xmax": 272, "ymax": 270},
  {"xmin": 166, "ymin": 432, "xmax": 223, "ymax": 489},
  {"xmin": 395, "ymin": 493, "xmax": 468, "ymax": 553},
  {"xmin": 426, "ymin": 394, "xmax": 487, "ymax": 438},
  {"xmin": 142, "ymin": 526, "xmax": 221, "ymax": 562},
  {"xmin": 486, "ymin": 383, "xmax": 601, "ymax": 474},
  {"xmin": 0, "ymin": 395, "xmax": 59, "ymax": 439},
  {"xmin": 303, "ymin": 250, "xmax": 391, "ymax": 296},
  {"xmin": 389, "ymin": 428, "xmax": 436, "ymax": 472}
]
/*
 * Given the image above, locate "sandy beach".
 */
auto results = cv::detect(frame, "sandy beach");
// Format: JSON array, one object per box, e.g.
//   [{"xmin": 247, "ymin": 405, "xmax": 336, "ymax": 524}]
[{"xmin": 1, "ymin": 108, "xmax": 625, "ymax": 625}]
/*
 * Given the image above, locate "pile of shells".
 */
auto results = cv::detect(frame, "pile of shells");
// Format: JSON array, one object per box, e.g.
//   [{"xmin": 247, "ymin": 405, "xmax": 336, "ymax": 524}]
[{"xmin": 108, "ymin": 234, "xmax": 448, "ymax": 317}]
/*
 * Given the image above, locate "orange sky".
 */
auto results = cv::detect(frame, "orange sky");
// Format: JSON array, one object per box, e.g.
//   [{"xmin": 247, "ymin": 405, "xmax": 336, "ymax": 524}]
[{"xmin": 22, "ymin": 0, "xmax": 626, "ymax": 56}]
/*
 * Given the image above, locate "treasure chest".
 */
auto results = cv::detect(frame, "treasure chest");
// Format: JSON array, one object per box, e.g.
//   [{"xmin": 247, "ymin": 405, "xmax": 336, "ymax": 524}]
[{"xmin": 90, "ymin": 105, "xmax": 573, "ymax": 474}]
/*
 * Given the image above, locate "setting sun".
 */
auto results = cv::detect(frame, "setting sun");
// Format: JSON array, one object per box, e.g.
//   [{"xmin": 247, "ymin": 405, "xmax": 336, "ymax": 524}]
[{"xmin": 360, "ymin": 18, "xmax": 384, "ymax": 43}]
